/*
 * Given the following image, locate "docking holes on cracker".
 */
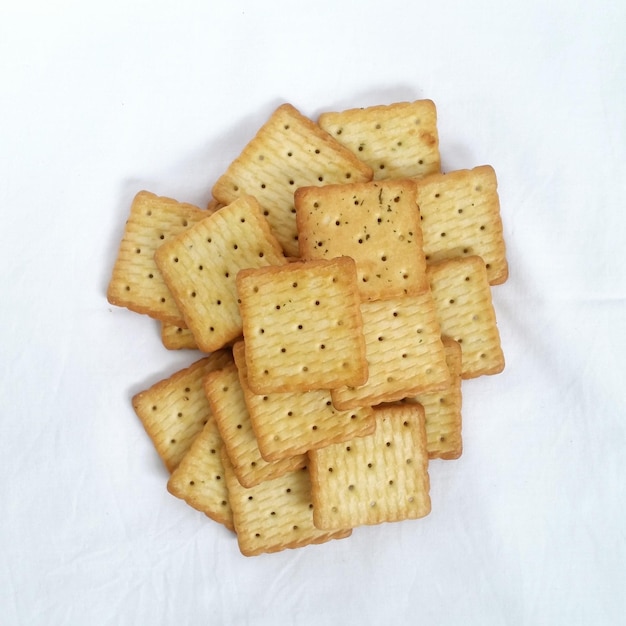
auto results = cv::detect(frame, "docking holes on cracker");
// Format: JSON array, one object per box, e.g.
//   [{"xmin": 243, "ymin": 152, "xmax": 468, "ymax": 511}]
[{"xmin": 109, "ymin": 98, "xmax": 507, "ymax": 556}]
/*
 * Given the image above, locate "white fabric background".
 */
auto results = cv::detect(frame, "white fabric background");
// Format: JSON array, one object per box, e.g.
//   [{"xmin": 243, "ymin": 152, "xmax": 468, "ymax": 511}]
[{"xmin": 1, "ymin": 1, "xmax": 625, "ymax": 624}]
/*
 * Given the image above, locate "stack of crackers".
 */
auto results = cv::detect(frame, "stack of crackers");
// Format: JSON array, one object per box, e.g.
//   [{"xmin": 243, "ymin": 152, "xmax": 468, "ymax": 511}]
[{"xmin": 107, "ymin": 100, "xmax": 507, "ymax": 556}]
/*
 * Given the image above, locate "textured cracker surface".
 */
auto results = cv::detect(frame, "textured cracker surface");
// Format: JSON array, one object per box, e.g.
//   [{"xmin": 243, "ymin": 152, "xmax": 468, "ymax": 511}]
[
  {"xmin": 203, "ymin": 363, "xmax": 307, "ymax": 488},
  {"xmin": 233, "ymin": 342, "xmax": 375, "ymax": 461},
  {"xmin": 331, "ymin": 292, "xmax": 450, "ymax": 410},
  {"xmin": 131, "ymin": 350, "xmax": 233, "ymax": 473},
  {"xmin": 295, "ymin": 179, "xmax": 428, "ymax": 300},
  {"xmin": 167, "ymin": 418, "xmax": 234, "ymax": 530},
  {"xmin": 309, "ymin": 404, "xmax": 431, "ymax": 530},
  {"xmin": 222, "ymin": 452, "xmax": 351, "ymax": 557},
  {"xmin": 154, "ymin": 195, "xmax": 286, "ymax": 353},
  {"xmin": 403, "ymin": 337, "xmax": 463, "ymax": 460},
  {"xmin": 427, "ymin": 256, "xmax": 505, "ymax": 378},
  {"xmin": 318, "ymin": 100, "xmax": 440, "ymax": 180},
  {"xmin": 415, "ymin": 165, "xmax": 508, "ymax": 285},
  {"xmin": 107, "ymin": 191, "xmax": 206, "ymax": 325},
  {"xmin": 212, "ymin": 103, "xmax": 373, "ymax": 257},
  {"xmin": 237, "ymin": 257, "xmax": 367, "ymax": 393}
]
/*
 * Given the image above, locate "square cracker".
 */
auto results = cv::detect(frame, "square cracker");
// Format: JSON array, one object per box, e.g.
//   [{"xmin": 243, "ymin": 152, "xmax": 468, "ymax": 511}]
[
  {"xmin": 160, "ymin": 321, "xmax": 199, "ymax": 350},
  {"xmin": 232, "ymin": 341, "xmax": 376, "ymax": 461},
  {"xmin": 107, "ymin": 191, "xmax": 206, "ymax": 325},
  {"xmin": 415, "ymin": 165, "xmax": 508, "ymax": 285},
  {"xmin": 203, "ymin": 363, "xmax": 307, "ymax": 488},
  {"xmin": 331, "ymin": 291, "xmax": 450, "ymax": 411},
  {"xmin": 427, "ymin": 255, "xmax": 505, "ymax": 378},
  {"xmin": 317, "ymin": 100, "xmax": 440, "ymax": 180},
  {"xmin": 401, "ymin": 337, "xmax": 463, "ymax": 460},
  {"xmin": 154, "ymin": 195, "xmax": 287, "ymax": 353},
  {"xmin": 236, "ymin": 257, "xmax": 368, "ymax": 394},
  {"xmin": 131, "ymin": 350, "xmax": 233, "ymax": 473},
  {"xmin": 211, "ymin": 103, "xmax": 373, "ymax": 257},
  {"xmin": 295, "ymin": 179, "xmax": 429, "ymax": 300},
  {"xmin": 309, "ymin": 403, "xmax": 431, "ymax": 530},
  {"xmin": 167, "ymin": 417, "xmax": 234, "ymax": 531},
  {"xmin": 222, "ymin": 451, "xmax": 351, "ymax": 557}
]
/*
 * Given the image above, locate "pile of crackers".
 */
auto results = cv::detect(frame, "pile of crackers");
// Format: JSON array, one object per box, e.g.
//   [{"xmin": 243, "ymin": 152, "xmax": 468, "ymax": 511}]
[{"xmin": 107, "ymin": 100, "xmax": 507, "ymax": 556}]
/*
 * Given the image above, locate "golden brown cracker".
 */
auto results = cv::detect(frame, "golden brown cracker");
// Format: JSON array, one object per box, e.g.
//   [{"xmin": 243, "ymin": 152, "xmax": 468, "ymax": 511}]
[
  {"xmin": 232, "ymin": 341, "xmax": 375, "ymax": 461},
  {"xmin": 212, "ymin": 103, "xmax": 373, "ymax": 257},
  {"xmin": 295, "ymin": 179, "xmax": 429, "ymax": 300},
  {"xmin": 203, "ymin": 363, "xmax": 307, "ymax": 488},
  {"xmin": 160, "ymin": 322, "xmax": 198, "ymax": 350},
  {"xmin": 331, "ymin": 292, "xmax": 450, "ymax": 410},
  {"xmin": 107, "ymin": 191, "xmax": 206, "ymax": 325},
  {"xmin": 222, "ymin": 451, "xmax": 351, "ymax": 557},
  {"xmin": 154, "ymin": 195, "xmax": 287, "ymax": 353},
  {"xmin": 206, "ymin": 198, "xmax": 225, "ymax": 213},
  {"xmin": 309, "ymin": 404, "xmax": 431, "ymax": 530},
  {"xmin": 131, "ymin": 350, "xmax": 233, "ymax": 473},
  {"xmin": 167, "ymin": 417, "xmax": 234, "ymax": 530},
  {"xmin": 318, "ymin": 100, "xmax": 440, "ymax": 180},
  {"xmin": 236, "ymin": 257, "xmax": 368, "ymax": 393},
  {"xmin": 427, "ymin": 256, "xmax": 505, "ymax": 378},
  {"xmin": 415, "ymin": 165, "xmax": 508, "ymax": 285},
  {"xmin": 402, "ymin": 337, "xmax": 463, "ymax": 460}
]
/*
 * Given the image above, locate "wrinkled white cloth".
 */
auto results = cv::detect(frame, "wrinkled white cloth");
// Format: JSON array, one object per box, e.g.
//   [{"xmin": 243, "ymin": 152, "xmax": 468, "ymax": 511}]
[{"xmin": 1, "ymin": 1, "xmax": 624, "ymax": 625}]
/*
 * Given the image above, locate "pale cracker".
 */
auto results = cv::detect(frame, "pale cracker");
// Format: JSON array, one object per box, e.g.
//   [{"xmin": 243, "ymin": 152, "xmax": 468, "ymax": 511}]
[
  {"xmin": 232, "ymin": 341, "xmax": 375, "ymax": 461},
  {"xmin": 222, "ymin": 451, "xmax": 351, "ymax": 557},
  {"xmin": 203, "ymin": 363, "xmax": 307, "ymax": 488},
  {"xmin": 402, "ymin": 337, "xmax": 463, "ymax": 460},
  {"xmin": 295, "ymin": 179, "xmax": 429, "ymax": 300},
  {"xmin": 107, "ymin": 190, "xmax": 206, "ymax": 325},
  {"xmin": 309, "ymin": 404, "xmax": 431, "ymax": 530},
  {"xmin": 236, "ymin": 257, "xmax": 368, "ymax": 394},
  {"xmin": 154, "ymin": 195, "xmax": 287, "ymax": 353},
  {"xmin": 212, "ymin": 103, "xmax": 373, "ymax": 257},
  {"xmin": 415, "ymin": 165, "xmax": 508, "ymax": 285},
  {"xmin": 131, "ymin": 350, "xmax": 233, "ymax": 473},
  {"xmin": 167, "ymin": 417, "xmax": 234, "ymax": 531},
  {"xmin": 427, "ymin": 256, "xmax": 505, "ymax": 378},
  {"xmin": 331, "ymin": 291, "xmax": 450, "ymax": 411},
  {"xmin": 318, "ymin": 100, "xmax": 440, "ymax": 180}
]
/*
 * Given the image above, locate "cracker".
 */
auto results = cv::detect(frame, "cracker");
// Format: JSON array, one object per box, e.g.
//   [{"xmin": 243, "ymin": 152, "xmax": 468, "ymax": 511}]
[
  {"xmin": 295, "ymin": 179, "xmax": 429, "ymax": 300},
  {"xmin": 166, "ymin": 417, "xmax": 234, "ymax": 531},
  {"xmin": 318, "ymin": 100, "xmax": 440, "ymax": 180},
  {"xmin": 331, "ymin": 291, "xmax": 450, "ymax": 410},
  {"xmin": 222, "ymin": 451, "xmax": 351, "ymax": 557},
  {"xmin": 154, "ymin": 195, "xmax": 287, "ymax": 353},
  {"xmin": 212, "ymin": 103, "xmax": 373, "ymax": 257},
  {"xmin": 427, "ymin": 256, "xmax": 505, "ymax": 378},
  {"xmin": 402, "ymin": 337, "xmax": 463, "ymax": 460},
  {"xmin": 309, "ymin": 404, "xmax": 431, "ymax": 530},
  {"xmin": 131, "ymin": 350, "xmax": 233, "ymax": 473},
  {"xmin": 232, "ymin": 341, "xmax": 375, "ymax": 461},
  {"xmin": 236, "ymin": 257, "xmax": 368, "ymax": 394},
  {"xmin": 160, "ymin": 322, "xmax": 198, "ymax": 350},
  {"xmin": 415, "ymin": 165, "xmax": 508, "ymax": 285},
  {"xmin": 206, "ymin": 198, "xmax": 225, "ymax": 213},
  {"xmin": 203, "ymin": 363, "xmax": 307, "ymax": 488},
  {"xmin": 107, "ymin": 191, "xmax": 206, "ymax": 325}
]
